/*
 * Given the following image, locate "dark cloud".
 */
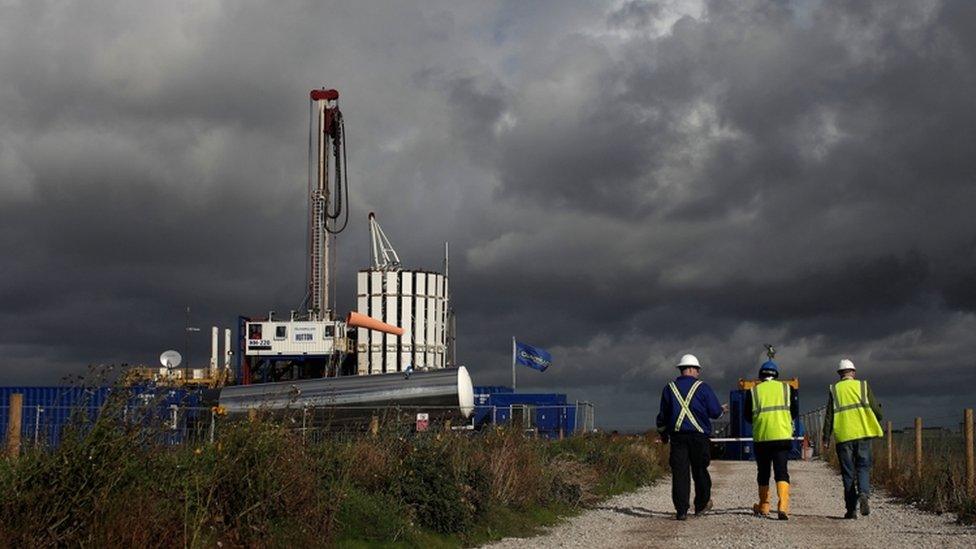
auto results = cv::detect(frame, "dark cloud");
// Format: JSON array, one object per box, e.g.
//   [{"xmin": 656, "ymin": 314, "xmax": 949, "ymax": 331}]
[{"xmin": 2, "ymin": 0, "xmax": 975, "ymax": 428}]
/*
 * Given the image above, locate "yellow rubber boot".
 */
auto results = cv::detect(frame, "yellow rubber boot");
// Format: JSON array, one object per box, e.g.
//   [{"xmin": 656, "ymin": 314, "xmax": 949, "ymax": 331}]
[
  {"xmin": 776, "ymin": 481, "xmax": 790, "ymax": 520},
  {"xmin": 752, "ymin": 485, "xmax": 770, "ymax": 517}
]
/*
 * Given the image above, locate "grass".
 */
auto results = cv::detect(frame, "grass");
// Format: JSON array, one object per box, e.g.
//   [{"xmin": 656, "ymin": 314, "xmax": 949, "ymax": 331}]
[
  {"xmin": 871, "ymin": 432, "xmax": 975, "ymax": 524},
  {"xmin": 0, "ymin": 399, "xmax": 666, "ymax": 547},
  {"xmin": 827, "ymin": 431, "xmax": 975, "ymax": 524}
]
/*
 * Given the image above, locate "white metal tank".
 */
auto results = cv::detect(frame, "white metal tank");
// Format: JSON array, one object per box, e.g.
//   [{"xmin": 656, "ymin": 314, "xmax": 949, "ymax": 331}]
[{"xmin": 356, "ymin": 269, "xmax": 449, "ymax": 374}]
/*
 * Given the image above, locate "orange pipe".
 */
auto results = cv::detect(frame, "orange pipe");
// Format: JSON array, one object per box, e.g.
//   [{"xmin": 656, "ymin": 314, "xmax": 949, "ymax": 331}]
[{"xmin": 346, "ymin": 311, "xmax": 404, "ymax": 336}]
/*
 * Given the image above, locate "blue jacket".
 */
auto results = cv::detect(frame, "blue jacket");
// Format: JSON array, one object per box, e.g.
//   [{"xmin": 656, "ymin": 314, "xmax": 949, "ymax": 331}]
[{"xmin": 656, "ymin": 375, "xmax": 724, "ymax": 436}]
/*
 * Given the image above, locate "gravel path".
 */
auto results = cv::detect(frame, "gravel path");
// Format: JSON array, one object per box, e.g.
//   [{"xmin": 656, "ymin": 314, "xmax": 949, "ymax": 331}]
[{"xmin": 483, "ymin": 460, "xmax": 976, "ymax": 548}]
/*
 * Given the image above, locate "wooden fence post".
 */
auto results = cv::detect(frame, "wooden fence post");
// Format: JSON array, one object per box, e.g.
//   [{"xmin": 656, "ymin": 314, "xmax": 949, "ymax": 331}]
[
  {"xmin": 914, "ymin": 417, "xmax": 923, "ymax": 478},
  {"xmin": 965, "ymin": 408, "xmax": 974, "ymax": 499},
  {"xmin": 5, "ymin": 393, "xmax": 23, "ymax": 458},
  {"xmin": 887, "ymin": 421, "xmax": 893, "ymax": 470}
]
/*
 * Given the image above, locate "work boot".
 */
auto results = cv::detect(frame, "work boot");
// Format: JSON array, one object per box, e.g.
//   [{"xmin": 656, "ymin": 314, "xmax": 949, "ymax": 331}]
[
  {"xmin": 844, "ymin": 509, "xmax": 857, "ymax": 520},
  {"xmin": 752, "ymin": 485, "xmax": 771, "ymax": 517},
  {"xmin": 859, "ymin": 494, "xmax": 870, "ymax": 516},
  {"xmin": 676, "ymin": 512, "xmax": 688, "ymax": 521},
  {"xmin": 695, "ymin": 499, "xmax": 713, "ymax": 516},
  {"xmin": 776, "ymin": 481, "xmax": 790, "ymax": 520}
]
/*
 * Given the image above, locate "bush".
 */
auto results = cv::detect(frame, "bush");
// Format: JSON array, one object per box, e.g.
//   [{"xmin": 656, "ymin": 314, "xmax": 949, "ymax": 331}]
[
  {"xmin": 0, "ymin": 411, "xmax": 666, "ymax": 545},
  {"xmin": 397, "ymin": 435, "xmax": 476, "ymax": 534},
  {"xmin": 480, "ymin": 429, "xmax": 548, "ymax": 508},
  {"xmin": 193, "ymin": 421, "xmax": 337, "ymax": 545},
  {"xmin": 549, "ymin": 434, "xmax": 663, "ymax": 496},
  {"xmin": 335, "ymin": 488, "xmax": 414, "ymax": 542},
  {"xmin": 0, "ymin": 415, "xmax": 339, "ymax": 547},
  {"xmin": 0, "ymin": 413, "xmax": 179, "ymax": 546}
]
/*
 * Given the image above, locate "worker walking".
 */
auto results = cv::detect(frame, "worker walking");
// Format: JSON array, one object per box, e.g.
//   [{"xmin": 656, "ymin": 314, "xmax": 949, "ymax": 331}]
[
  {"xmin": 822, "ymin": 359, "xmax": 883, "ymax": 519},
  {"xmin": 656, "ymin": 354, "xmax": 726, "ymax": 521},
  {"xmin": 746, "ymin": 359, "xmax": 798, "ymax": 520}
]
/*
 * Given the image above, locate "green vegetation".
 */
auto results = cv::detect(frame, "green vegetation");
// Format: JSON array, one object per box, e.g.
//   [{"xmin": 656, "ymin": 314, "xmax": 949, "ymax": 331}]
[
  {"xmin": 0, "ymin": 408, "xmax": 665, "ymax": 547},
  {"xmin": 870, "ymin": 431, "xmax": 975, "ymax": 524},
  {"xmin": 826, "ymin": 431, "xmax": 975, "ymax": 525}
]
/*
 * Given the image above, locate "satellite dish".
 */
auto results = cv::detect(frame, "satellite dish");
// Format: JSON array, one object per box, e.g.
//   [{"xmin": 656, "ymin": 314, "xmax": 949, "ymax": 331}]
[{"xmin": 160, "ymin": 350, "xmax": 183, "ymax": 369}]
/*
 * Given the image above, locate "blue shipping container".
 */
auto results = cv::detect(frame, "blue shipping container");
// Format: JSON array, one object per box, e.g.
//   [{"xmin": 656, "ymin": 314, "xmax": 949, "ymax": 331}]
[{"xmin": 472, "ymin": 391, "xmax": 575, "ymax": 440}]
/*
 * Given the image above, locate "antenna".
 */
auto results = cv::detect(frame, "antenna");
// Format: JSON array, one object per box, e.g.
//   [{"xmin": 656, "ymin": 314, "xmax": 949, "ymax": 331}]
[
  {"xmin": 160, "ymin": 350, "xmax": 183, "ymax": 369},
  {"xmin": 368, "ymin": 212, "xmax": 402, "ymax": 270}
]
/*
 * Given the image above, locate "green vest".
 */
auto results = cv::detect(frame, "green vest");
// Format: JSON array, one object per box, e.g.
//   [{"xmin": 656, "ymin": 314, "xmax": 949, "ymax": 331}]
[
  {"xmin": 830, "ymin": 379, "xmax": 883, "ymax": 443},
  {"xmin": 751, "ymin": 380, "xmax": 793, "ymax": 442}
]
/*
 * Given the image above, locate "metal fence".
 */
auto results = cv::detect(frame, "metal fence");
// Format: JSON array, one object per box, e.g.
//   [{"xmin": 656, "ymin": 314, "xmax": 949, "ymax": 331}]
[
  {"xmin": 799, "ymin": 405, "xmax": 827, "ymax": 458},
  {"xmin": 1, "ymin": 404, "xmax": 220, "ymax": 448},
  {"xmin": 2, "ymin": 400, "xmax": 597, "ymax": 451}
]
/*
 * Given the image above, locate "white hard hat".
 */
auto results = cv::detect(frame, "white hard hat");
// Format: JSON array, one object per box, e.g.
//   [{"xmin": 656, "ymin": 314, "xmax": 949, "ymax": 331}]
[
  {"xmin": 677, "ymin": 354, "xmax": 701, "ymax": 369},
  {"xmin": 838, "ymin": 358, "xmax": 856, "ymax": 372}
]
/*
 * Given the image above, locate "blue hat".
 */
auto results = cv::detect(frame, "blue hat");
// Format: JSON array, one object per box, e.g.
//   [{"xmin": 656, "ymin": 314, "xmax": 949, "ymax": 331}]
[{"xmin": 758, "ymin": 360, "xmax": 779, "ymax": 378}]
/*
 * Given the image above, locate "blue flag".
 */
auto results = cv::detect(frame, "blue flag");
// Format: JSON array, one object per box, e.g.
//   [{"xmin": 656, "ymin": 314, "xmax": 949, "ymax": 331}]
[{"xmin": 515, "ymin": 340, "xmax": 552, "ymax": 372}]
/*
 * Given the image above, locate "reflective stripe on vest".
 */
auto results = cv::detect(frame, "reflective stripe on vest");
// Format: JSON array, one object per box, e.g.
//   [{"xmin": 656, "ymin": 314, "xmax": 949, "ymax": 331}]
[
  {"xmin": 751, "ymin": 380, "xmax": 793, "ymax": 442},
  {"xmin": 830, "ymin": 379, "xmax": 883, "ymax": 443},
  {"xmin": 668, "ymin": 380, "xmax": 704, "ymax": 434}
]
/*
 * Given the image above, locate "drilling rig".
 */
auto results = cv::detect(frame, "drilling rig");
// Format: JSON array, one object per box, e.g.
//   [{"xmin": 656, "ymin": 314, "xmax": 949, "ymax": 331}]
[{"xmin": 238, "ymin": 88, "xmax": 402, "ymax": 384}]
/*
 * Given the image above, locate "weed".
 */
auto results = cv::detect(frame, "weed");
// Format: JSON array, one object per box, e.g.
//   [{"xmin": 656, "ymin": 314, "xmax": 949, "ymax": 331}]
[
  {"xmin": 0, "ymin": 406, "xmax": 665, "ymax": 546},
  {"xmin": 828, "ymin": 432, "xmax": 976, "ymax": 525}
]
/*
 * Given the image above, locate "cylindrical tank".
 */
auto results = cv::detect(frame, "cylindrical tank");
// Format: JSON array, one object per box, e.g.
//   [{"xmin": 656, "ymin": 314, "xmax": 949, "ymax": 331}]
[
  {"xmin": 356, "ymin": 269, "xmax": 448, "ymax": 375},
  {"xmin": 218, "ymin": 366, "xmax": 474, "ymax": 418}
]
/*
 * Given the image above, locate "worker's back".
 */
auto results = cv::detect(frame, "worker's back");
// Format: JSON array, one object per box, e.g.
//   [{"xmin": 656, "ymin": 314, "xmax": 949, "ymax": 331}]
[
  {"xmin": 831, "ymin": 378, "xmax": 883, "ymax": 443},
  {"xmin": 751, "ymin": 380, "xmax": 793, "ymax": 442}
]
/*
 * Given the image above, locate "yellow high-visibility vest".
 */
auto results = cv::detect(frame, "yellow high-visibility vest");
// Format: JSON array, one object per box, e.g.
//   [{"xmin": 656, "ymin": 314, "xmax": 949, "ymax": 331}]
[
  {"xmin": 830, "ymin": 379, "xmax": 883, "ymax": 443},
  {"xmin": 751, "ymin": 380, "xmax": 793, "ymax": 442}
]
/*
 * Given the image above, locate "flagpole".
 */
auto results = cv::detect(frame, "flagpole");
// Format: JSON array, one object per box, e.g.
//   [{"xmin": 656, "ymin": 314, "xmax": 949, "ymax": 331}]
[{"xmin": 512, "ymin": 336, "xmax": 516, "ymax": 391}]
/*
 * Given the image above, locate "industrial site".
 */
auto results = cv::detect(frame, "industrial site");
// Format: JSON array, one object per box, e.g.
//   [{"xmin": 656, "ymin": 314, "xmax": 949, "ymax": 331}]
[
  {"xmin": 2, "ymin": 1, "xmax": 976, "ymax": 547},
  {"xmin": 1, "ymin": 88, "xmax": 591, "ymax": 442}
]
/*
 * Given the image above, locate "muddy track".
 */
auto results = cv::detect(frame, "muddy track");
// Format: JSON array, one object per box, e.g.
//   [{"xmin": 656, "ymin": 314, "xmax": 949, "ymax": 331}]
[{"xmin": 483, "ymin": 460, "xmax": 976, "ymax": 548}]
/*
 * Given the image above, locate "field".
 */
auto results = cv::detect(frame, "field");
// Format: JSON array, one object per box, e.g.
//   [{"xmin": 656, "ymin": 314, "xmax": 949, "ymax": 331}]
[
  {"xmin": 868, "ymin": 430, "xmax": 975, "ymax": 524},
  {"xmin": 0, "ymin": 401, "xmax": 667, "ymax": 548}
]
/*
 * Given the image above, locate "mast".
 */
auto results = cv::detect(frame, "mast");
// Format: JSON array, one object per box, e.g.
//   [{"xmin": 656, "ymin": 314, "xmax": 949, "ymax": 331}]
[{"xmin": 309, "ymin": 88, "xmax": 340, "ymax": 320}]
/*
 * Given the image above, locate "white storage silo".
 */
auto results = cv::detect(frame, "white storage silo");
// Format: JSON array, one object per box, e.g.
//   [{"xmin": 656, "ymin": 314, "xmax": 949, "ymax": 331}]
[{"xmin": 356, "ymin": 269, "xmax": 449, "ymax": 375}]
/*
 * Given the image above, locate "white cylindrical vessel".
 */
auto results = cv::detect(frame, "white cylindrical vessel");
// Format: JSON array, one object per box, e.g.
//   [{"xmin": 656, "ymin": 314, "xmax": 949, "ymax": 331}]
[
  {"xmin": 356, "ymin": 269, "xmax": 448, "ymax": 375},
  {"xmin": 210, "ymin": 326, "xmax": 219, "ymax": 378}
]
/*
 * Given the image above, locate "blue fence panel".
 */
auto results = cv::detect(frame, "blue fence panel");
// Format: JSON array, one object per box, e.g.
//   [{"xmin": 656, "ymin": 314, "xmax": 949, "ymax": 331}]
[
  {"xmin": 1, "ymin": 387, "xmax": 111, "ymax": 447},
  {"xmin": 1, "ymin": 385, "xmax": 212, "ymax": 448}
]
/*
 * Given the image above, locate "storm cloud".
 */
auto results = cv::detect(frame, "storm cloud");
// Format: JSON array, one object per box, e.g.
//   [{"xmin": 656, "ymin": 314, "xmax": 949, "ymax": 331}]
[{"xmin": 2, "ymin": 0, "xmax": 975, "ymax": 428}]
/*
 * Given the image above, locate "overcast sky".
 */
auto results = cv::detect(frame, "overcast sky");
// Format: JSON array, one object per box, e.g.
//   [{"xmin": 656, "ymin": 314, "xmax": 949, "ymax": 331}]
[{"xmin": 2, "ymin": 0, "xmax": 975, "ymax": 429}]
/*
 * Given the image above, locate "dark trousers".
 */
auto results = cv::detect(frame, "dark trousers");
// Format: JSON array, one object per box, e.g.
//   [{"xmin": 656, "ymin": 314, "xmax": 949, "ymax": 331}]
[
  {"xmin": 754, "ymin": 440, "xmax": 791, "ymax": 485},
  {"xmin": 836, "ymin": 439, "xmax": 872, "ymax": 512},
  {"xmin": 669, "ymin": 432, "xmax": 711, "ymax": 514}
]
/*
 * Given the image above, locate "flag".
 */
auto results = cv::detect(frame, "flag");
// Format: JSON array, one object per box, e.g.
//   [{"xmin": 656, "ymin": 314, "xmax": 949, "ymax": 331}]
[{"xmin": 515, "ymin": 340, "xmax": 552, "ymax": 372}]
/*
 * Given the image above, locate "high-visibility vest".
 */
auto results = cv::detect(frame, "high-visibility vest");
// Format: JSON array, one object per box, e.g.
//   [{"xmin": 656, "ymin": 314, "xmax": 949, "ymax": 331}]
[
  {"xmin": 830, "ymin": 379, "xmax": 883, "ymax": 443},
  {"xmin": 668, "ymin": 380, "xmax": 705, "ymax": 434},
  {"xmin": 751, "ymin": 380, "xmax": 793, "ymax": 442}
]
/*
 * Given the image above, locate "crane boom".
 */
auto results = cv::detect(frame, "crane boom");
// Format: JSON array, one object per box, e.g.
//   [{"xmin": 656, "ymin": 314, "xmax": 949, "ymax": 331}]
[{"xmin": 368, "ymin": 212, "xmax": 402, "ymax": 270}]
